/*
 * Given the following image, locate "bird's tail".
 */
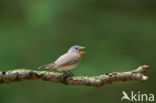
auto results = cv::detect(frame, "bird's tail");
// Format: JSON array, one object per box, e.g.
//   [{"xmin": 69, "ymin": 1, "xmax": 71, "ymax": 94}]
[
  {"xmin": 38, "ymin": 65, "xmax": 48, "ymax": 69},
  {"xmin": 38, "ymin": 63, "xmax": 55, "ymax": 69}
]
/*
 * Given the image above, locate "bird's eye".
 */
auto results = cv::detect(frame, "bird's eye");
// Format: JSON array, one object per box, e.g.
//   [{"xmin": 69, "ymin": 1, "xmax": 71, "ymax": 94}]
[{"xmin": 75, "ymin": 48, "xmax": 78, "ymax": 50}]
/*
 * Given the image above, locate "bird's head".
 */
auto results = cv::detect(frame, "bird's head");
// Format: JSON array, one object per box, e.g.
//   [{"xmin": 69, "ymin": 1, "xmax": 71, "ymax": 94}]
[{"xmin": 68, "ymin": 45, "xmax": 85, "ymax": 57}]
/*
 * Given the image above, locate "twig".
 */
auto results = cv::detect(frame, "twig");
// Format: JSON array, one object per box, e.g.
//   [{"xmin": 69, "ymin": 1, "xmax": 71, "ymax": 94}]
[{"xmin": 0, "ymin": 65, "xmax": 149, "ymax": 87}]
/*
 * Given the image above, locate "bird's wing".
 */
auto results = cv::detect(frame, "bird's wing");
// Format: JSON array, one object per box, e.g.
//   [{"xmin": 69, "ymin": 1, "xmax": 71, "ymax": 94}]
[{"xmin": 54, "ymin": 53, "xmax": 80, "ymax": 68}]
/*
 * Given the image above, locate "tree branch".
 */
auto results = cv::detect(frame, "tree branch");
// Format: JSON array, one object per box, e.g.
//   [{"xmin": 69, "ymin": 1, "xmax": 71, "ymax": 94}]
[{"xmin": 0, "ymin": 65, "xmax": 149, "ymax": 87}]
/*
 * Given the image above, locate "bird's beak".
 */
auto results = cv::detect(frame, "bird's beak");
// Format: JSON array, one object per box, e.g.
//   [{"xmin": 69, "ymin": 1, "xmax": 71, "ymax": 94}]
[
  {"xmin": 81, "ymin": 51, "xmax": 86, "ymax": 54},
  {"xmin": 79, "ymin": 46, "xmax": 85, "ymax": 50},
  {"xmin": 80, "ymin": 46, "xmax": 86, "ymax": 53},
  {"xmin": 80, "ymin": 46, "xmax": 85, "ymax": 49}
]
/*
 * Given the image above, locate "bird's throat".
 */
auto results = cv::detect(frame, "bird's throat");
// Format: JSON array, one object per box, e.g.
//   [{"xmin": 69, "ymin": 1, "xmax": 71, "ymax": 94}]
[{"xmin": 77, "ymin": 51, "xmax": 84, "ymax": 58}]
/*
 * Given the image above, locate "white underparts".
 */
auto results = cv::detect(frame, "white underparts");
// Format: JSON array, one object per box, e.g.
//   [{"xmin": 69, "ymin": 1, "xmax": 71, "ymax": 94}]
[{"xmin": 56, "ymin": 63, "xmax": 78, "ymax": 71}]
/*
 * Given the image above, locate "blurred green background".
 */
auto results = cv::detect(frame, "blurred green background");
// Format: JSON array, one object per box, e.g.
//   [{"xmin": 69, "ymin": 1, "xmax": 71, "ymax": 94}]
[{"xmin": 0, "ymin": 0, "xmax": 156, "ymax": 103}]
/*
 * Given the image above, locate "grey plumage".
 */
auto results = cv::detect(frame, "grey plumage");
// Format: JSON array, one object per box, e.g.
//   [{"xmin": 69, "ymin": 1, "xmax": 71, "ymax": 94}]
[{"xmin": 39, "ymin": 45, "xmax": 85, "ymax": 71}]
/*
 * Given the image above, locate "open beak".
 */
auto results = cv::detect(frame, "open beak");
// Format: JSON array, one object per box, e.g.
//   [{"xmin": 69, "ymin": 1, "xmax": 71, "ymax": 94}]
[{"xmin": 80, "ymin": 46, "xmax": 86, "ymax": 54}]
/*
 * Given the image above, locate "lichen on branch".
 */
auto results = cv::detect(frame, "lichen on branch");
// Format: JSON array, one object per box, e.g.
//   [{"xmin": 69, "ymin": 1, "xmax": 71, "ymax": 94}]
[{"xmin": 0, "ymin": 65, "xmax": 149, "ymax": 87}]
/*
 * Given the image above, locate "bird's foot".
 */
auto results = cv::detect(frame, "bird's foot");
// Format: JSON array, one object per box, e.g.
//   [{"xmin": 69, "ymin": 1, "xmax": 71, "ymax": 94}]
[
  {"xmin": 62, "ymin": 71, "xmax": 74, "ymax": 85},
  {"xmin": 67, "ymin": 71, "xmax": 74, "ymax": 77}
]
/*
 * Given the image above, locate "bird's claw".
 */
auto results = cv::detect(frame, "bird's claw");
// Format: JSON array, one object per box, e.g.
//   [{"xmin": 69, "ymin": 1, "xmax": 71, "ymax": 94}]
[{"xmin": 62, "ymin": 71, "xmax": 74, "ymax": 85}]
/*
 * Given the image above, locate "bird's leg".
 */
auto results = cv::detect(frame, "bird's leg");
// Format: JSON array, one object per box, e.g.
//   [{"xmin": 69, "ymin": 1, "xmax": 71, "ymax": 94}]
[
  {"xmin": 62, "ymin": 71, "xmax": 68, "ymax": 75},
  {"xmin": 67, "ymin": 71, "xmax": 74, "ymax": 77},
  {"xmin": 62, "ymin": 71, "xmax": 73, "ymax": 85}
]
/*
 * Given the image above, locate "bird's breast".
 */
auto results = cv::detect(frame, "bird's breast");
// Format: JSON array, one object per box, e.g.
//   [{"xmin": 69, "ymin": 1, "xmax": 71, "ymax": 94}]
[{"xmin": 57, "ymin": 63, "xmax": 78, "ymax": 71}]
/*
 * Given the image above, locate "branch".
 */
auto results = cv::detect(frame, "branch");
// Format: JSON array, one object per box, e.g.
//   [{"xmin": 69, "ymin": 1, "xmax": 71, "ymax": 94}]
[{"xmin": 0, "ymin": 65, "xmax": 149, "ymax": 87}]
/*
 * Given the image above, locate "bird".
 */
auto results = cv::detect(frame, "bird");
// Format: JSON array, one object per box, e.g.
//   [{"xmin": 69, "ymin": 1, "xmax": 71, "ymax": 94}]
[{"xmin": 39, "ymin": 45, "xmax": 85, "ymax": 72}]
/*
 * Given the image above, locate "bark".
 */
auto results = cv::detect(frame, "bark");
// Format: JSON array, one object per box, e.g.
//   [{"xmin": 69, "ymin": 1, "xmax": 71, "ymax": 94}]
[{"xmin": 0, "ymin": 65, "xmax": 149, "ymax": 87}]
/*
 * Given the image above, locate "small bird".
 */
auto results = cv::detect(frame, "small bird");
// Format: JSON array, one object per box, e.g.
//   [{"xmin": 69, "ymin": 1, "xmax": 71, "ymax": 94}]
[{"xmin": 39, "ymin": 45, "xmax": 85, "ymax": 71}]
